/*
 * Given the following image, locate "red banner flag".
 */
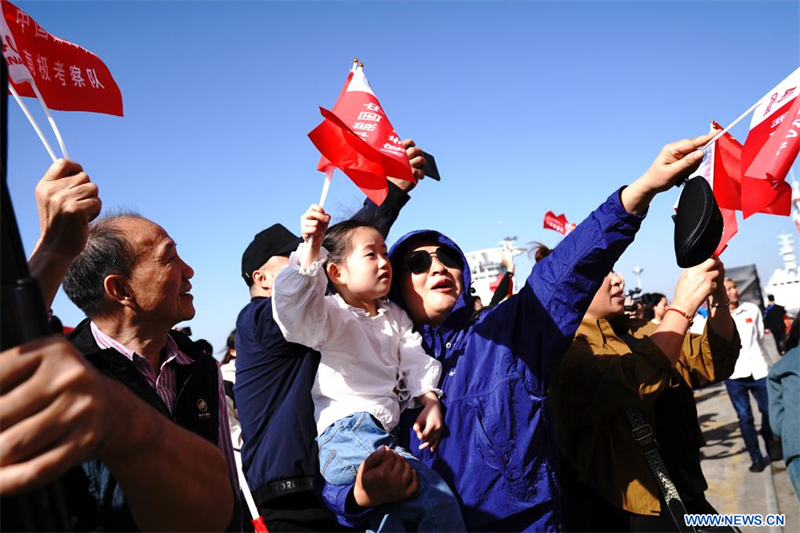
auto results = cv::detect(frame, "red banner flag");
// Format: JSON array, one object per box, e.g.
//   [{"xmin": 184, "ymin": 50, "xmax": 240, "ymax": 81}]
[
  {"xmin": 739, "ymin": 68, "xmax": 800, "ymax": 218},
  {"xmin": 710, "ymin": 121, "xmax": 743, "ymax": 211},
  {"xmin": 308, "ymin": 65, "xmax": 413, "ymax": 205},
  {"xmin": 543, "ymin": 211, "xmax": 574, "ymax": 236},
  {"xmin": 1, "ymin": 0, "xmax": 123, "ymax": 116}
]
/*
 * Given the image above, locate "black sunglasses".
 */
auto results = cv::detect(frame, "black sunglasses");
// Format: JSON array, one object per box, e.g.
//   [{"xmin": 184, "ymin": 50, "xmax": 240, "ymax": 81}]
[{"xmin": 403, "ymin": 246, "xmax": 462, "ymax": 274}]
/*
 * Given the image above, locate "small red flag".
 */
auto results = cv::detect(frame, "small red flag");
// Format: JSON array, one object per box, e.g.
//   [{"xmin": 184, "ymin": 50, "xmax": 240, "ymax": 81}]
[
  {"xmin": 308, "ymin": 65, "xmax": 413, "ymax": 205},
  {"xmin": 739, "ymin": 68, "xmax": 800, "ymax": 218},
  {"xmin": 715, "ymin": 207, "xmax": 738, "ymax": 257},
  {"xmin": 1, "ymin": 0, "xmax": 123, "ymax": 116},
  {"xmin": 710, "ymin": 121, "xmax": 743, "ymax": 211},
  {"xmin": 543, "ymin": 211, "xmax": 574, "ymax": 236}
]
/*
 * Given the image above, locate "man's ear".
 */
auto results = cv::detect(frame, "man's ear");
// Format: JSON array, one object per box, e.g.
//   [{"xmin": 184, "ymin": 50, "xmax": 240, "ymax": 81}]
[
  {"xmin": 252, "ymin": 269, "xmax": 271, "ymax": 291},
  {"xmin": 104, "ymin": 274, "xmax": 134, "ymax": 309},
  {"xmin": 326, "ymin": 262, "xmax": 346, "ymax": 287}
]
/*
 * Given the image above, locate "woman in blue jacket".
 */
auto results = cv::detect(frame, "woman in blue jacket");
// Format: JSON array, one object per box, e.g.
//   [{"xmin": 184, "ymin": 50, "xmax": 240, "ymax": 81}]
[{"xmin": 324, "ymin": 133, "xmax": 714, "ymax": 531}]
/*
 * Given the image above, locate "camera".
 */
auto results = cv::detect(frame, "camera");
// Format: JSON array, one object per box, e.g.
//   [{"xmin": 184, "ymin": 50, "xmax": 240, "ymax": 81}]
[{"xmin": 623, "ymin": 288, "xmax": 642, "ymax": 313}]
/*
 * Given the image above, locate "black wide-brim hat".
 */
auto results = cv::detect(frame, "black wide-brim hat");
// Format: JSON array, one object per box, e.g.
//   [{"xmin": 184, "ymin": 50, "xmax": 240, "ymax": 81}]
[{"xmin": 674, "ymin": 177, "xmax": 723, "ymax": 268}]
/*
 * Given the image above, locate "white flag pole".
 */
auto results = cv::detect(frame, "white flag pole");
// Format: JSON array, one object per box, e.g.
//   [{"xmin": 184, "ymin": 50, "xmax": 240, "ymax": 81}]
[
  {"xmin": 700, "ymin": 99, "xmax": 761, "ymax": 152},
  {"xmin": 233, "ymin": 450, "xmax": 261, "ymax": 527},
  {"xmin": 304, "ymin": 166, "xmax": 334, "ymax": 268},
  {"xmin": 318, "ymin": 166, "xmax": 334, "ymax": 209},
  {"xmin": 8, "ymin": 83, "xmax": 57, "ymax": 162},
  {"xmin": 30, "ymin": 83, "xmax": 69, "ymax": 159}
]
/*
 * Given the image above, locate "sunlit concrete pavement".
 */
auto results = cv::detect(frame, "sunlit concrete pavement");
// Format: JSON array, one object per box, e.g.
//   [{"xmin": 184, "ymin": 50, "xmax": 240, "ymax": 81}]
[{"xmin": 697, "ymin": 334, "xmax": 799, "ymax": 533}]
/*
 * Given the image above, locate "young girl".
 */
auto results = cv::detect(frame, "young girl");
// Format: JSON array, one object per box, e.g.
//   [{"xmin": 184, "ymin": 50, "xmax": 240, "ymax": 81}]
[{"xmin": 272, "ymin": 205, "xmax": 464, "ymax": 532}]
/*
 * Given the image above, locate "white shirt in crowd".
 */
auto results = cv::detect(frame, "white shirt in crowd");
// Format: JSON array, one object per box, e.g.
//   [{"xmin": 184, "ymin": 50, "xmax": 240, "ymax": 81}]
[
  {"xmin": 728, "ymin": 301, "xmax": 769, "ymax": 380},
  {"xmin": 220, "ymin": 360, "xmax": 243, "ymax": 452},
  {"xmin": 272, "ymin": 244, "xmax": 442, "ymax": 435}
]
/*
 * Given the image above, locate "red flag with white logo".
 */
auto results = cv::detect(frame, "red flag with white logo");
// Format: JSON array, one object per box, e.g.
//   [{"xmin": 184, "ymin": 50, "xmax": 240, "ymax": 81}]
[
  {"xmin": 543, "ymin": 211, "xmax": 574, "ymax": 236},
  {"xmin": 308, "ymin": 64, "xmax": 413, "ymax": 205},
  {"xmin": 739, "ymin": 67, "xmax": 800, "ymax": 218},
  {"xmin": 1, "ymin": 0, "xmax": 123, "ymax": 116}
]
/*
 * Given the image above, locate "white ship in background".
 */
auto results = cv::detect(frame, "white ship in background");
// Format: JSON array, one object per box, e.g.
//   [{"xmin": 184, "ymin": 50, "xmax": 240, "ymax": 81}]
[
  {"xmin": 764, "ymin": 180, "xmax": 800, "ymax": 316},
  {"xmin": 465, "ymin": 237, "xmax": 527, "ymax": 305}
]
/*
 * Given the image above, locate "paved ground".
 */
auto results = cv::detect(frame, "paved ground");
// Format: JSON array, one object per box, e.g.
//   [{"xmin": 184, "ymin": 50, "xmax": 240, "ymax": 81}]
[{"xmin": 697, "ymin": 334, "xmax": 799, "ymax": 533}]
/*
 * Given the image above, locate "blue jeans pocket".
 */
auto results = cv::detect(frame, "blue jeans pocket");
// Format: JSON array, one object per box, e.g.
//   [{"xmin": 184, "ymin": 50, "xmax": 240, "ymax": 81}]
[
  {"xmin": 318, "ymin": 412, "xmax": 395, "ymax": 486},
  {"xmin": 320, "ymin": 445, "xmax": 359, "ymax": 485}
]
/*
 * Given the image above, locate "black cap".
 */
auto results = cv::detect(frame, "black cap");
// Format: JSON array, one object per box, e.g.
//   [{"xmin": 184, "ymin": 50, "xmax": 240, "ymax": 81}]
[{"xmin": 241, "ymin": 224, "xmax": 303, "ymax": 285}]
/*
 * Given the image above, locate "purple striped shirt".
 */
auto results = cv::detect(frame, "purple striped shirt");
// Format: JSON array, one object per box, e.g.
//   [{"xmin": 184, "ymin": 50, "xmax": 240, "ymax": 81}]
[{"xmin": 90, "ymin": 322, "xmax": 240, "ymax": 494}]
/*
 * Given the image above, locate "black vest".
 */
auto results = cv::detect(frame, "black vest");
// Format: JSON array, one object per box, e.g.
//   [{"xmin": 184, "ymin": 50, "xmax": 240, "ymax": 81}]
[{"xmin": 64, "ymin": 319, "xmax": 229, "ymax": 531}]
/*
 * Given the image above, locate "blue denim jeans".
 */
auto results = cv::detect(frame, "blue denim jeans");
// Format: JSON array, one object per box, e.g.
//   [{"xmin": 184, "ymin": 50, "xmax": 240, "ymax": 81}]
[
  {"xmin": 318, "ymin": 412, "xmax": 465, "ymax": 532},
  {"xmin": 725, "ymin": 377, "xmax": 774, "ymax": 462}
]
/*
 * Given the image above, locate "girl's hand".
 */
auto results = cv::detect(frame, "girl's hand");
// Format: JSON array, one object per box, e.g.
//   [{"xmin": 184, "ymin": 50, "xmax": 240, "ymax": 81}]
[
  {"xmin": 300, "ymin": 204, "xmax": 330, "ymax": 243},
  {"xmin": 413, "ymin": 392, "xmax": 443, "ymax": 452}
]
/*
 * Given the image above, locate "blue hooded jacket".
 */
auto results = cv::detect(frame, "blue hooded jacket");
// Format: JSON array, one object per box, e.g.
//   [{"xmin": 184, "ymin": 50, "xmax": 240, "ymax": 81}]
[{"xmin": 324, "ymin": 188, "xmax": 645, "ymax": 531}]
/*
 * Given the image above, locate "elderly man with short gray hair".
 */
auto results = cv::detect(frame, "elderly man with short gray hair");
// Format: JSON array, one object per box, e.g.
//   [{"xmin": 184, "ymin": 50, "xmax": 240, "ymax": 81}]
[{"xmin": 9, "ymin": 159, "xmax": 240, "ymax": 532}]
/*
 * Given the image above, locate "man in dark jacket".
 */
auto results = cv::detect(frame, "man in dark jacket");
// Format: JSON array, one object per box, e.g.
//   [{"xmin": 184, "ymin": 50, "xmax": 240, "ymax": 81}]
[
  {"xmin": 323, "ymin": 133, "xmax": 715, "ymax": 531},
  {"xmin": 235, "ymin": 141, "xmax": 427, "ymax": 531},
  {"xmin": 764, "ymin": 294, "xmax": 787, "ymax": 354},
  {"xmin": 2, "ymin": 159, "xmax": 239, "ymax": 532},
  {"xmin": 61, "ymin": 212, "xmax": 241, "ymax": 532}
]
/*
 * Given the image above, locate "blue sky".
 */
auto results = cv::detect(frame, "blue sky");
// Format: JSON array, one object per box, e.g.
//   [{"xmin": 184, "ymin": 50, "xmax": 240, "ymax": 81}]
[{"xmin": 6, "ymin": 0, "xmax": 800, "ymax": 356}]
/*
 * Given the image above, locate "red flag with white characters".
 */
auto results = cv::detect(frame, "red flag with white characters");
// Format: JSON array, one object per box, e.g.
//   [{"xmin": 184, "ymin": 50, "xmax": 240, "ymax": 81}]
[
  {"xmin": 739, "ymin": 67, "xmax": 800, "ymax": 218},
  {"xmin": 308, "ymin": 64, "xmax": 414, "ymax": 205},
  {"xmin": 1, "ymin": 0, "xmax": 123, "ymax": 116},
  {"xmin": 543, "ymin": 211, "xmax": 575, "ymax": 236}
]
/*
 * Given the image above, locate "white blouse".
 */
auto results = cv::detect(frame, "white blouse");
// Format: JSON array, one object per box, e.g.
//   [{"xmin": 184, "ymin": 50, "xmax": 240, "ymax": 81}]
[
  {"xmin": 729, "ymin": 302, "xmax": 769, "ymax": 380},
  {"xmin": 272, "ymin": 243, "xmax": 442, "ymax": 435}
]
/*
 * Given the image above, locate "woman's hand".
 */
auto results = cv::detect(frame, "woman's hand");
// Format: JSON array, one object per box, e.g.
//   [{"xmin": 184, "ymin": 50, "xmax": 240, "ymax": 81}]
[
  {"xmin": 622, "ymin": 132, "xmax": 715, "ymax": 215},
  {"xmin": 672, "ymin": 257, "xmax": 722, "ymax": 317}
]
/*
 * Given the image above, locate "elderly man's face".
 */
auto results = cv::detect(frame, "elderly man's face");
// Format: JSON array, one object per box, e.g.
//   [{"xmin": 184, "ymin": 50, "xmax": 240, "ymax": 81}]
[
  {"xmin": 397, "ymin": 242, "xmax": 464, "ymax": 327},
  {"xmin": 120, "ymin": 218, "xmax": 195, "ymax": 327}
]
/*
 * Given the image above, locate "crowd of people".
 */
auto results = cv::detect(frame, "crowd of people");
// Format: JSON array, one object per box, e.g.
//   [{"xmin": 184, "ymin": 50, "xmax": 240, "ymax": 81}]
[{"xmin": 1, "ymin": 129, "xmax": 798, "ymax": 532}]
